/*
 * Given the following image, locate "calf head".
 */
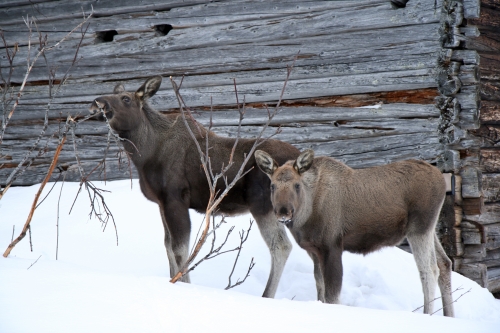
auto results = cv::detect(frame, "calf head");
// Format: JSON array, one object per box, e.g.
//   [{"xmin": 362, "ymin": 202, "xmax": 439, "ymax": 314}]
[
  {"xmin": 89, "ymin": 76, "xmax": 162, "ymax": 135},
  {"xmin": 255, "ymin": 149, "xmax": 314, "ymax": 225}
]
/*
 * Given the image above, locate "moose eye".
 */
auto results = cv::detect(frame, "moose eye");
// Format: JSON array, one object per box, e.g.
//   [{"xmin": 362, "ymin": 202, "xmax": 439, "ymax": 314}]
[
  {"xmin": 294, "ymin": 183, "xmax": 300, "ymax": 191},
  {"xmin": 270, "ymin": 184, "xmax": 275, "ymax": 192},
  {"xmin": 121, "ymin": 96, "xmax": 131, "ymax": 103}
]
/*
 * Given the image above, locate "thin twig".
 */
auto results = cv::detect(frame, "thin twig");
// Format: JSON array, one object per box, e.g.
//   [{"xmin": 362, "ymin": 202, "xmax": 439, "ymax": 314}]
[
  {"xmin": 431, "ymin": 288, "xmax": 472, "ymax": 316},
  {"xmin": 225, "ymin": 220, "xmax": 255, "ymax": 290},
  {"xmin": 28, "ymin": 225, "xmax": 33, "ymax": 252},
  {"xmin": 26, "ymin": 255, "xmax": 42, "ymax": 270},
  {"xmin": 412, "ymin": 286, "xmax": 467, "ymax": 314},
  {"xmin": 56, "ymin": 172, "xmax": 66, "ymax": 260}
]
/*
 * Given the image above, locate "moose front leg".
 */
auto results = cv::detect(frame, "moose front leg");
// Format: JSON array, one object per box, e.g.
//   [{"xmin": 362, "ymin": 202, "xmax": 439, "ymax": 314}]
[
  {"xmin": 320, "ymin": 246, "xmax": 343, "ymax": 304},
  {"xmin": 160, "ymin": 199, "xmax": 192, "ymax": 283},
  {"xmin": 308, "ymin": 251, "xmax": 325, "ymax": 302}
]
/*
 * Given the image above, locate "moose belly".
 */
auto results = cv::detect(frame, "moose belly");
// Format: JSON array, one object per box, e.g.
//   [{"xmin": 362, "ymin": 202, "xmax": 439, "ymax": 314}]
[{"xmin": 343, "ymin": 226, "xmax": 407, "ymax": 255}]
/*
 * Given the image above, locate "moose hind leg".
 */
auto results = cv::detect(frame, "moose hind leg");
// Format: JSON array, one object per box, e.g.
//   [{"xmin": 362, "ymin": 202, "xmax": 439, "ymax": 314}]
[
  {"xmin": 408, "ymin": 232, "xmax": 439, "ymax": 314},
  {"xmin": 435, "ymin": 234, "xmax": 455, "ymax": 317},
  {"xmin": 253, "ymin": 211, "xmax": 292, "ymax": 298}
]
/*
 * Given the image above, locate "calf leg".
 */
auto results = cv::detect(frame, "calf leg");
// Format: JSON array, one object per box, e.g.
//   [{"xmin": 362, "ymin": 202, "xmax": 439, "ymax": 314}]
[
  {"xmin": 408, "ymin": 232, "xmax": 439, "ymax": 314},
  {"xmin": 308, "ymin": 251, "xmax": 325, "ymax": 302},
  {"xmin": 435, "ymin": 234, "xmax": 455, "ymax": 317},
  {"xmin": 321, "ymin": 246, "xmax": 343, "ymax": 304},
  {"xmin": 252, "ymin": 211, "xmax": 292, "ymax": 298},
  {"xmin": 160, "ymin": 200, "xmax": 191, "ymax": 283}
]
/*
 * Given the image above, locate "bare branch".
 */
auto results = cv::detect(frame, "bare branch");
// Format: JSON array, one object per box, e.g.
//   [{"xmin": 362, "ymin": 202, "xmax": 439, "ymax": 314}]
[
  {"xmin": 431, "ymin": 288, "xmax": 471, "ymax": 316},
  {"xmin": 225, "ymin": 220, "xmax": 255, "ymax": 290},
  {"xmin": 3, "ymin": 134, "xmax": 67, "ymax": 257},
  {"xmin": 169, "ymin": 53, "xmax": 299, "ymax": 284},
  {"xmin": 56, "ymin": 172, "xmax": 67, "ymax": 260},
  {"xmin": 412, "ymin": 286, "xmax": 470, "ymax": 314}
]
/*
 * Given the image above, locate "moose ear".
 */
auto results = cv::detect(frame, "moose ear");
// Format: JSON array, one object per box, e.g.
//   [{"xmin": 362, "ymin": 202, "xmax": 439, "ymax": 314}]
[
  {"xmin": 254, "ymin": 150, "xmax": 278, "ymax": 176},
  {"xmin": 113, "ymin": 84, "xmax": 125, "ymax": 94},
  {"xmin": 136, "ymin": 76, "xmax": 162, "ymax": 100},
  {"xmin": 294, "ymin": 149, "xmax": 314, "ymax": 174}
]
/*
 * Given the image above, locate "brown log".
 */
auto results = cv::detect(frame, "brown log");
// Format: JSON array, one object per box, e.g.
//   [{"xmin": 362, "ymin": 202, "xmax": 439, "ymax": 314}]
[
  {"xmin": 480, "ymin": 101, "xmax": 500, "ymax": 124},
  {"xmin": 462, "ymin": 197, "xmax": 484, "ymax": 215},
  {"xmin": 281, "ymin": 88, "xmax": 438, "ymax": 108},
  {"xmin": 480, "ymin": 149, "xmax": 500, "ymax": 173},
  {"xmin": 464, "ymin": 203, "xmax": 500, "ymax": 225}
]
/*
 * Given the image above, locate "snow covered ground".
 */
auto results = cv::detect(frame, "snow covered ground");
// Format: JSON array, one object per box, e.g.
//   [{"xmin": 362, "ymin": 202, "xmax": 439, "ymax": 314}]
[{"xmin": 1, "ymin": 179, "xmax": 499, "ymax": 333}]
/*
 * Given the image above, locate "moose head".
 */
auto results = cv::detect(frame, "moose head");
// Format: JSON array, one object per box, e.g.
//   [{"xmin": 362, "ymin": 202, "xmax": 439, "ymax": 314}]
[
  {"xmin": 255, "ymin": 149, "xmax": 315, "ymax": 226},
  {"xmin": 89, "ymin": 76, "xmax": 162, "ymax": 136}
]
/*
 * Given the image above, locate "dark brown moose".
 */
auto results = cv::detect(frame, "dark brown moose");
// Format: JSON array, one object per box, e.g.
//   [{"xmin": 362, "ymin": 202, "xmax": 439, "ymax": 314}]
[
  {"xmin": 89, "ymin": 76, "xmax": 300, "ymax": 297},
  {"xmin": 254, "ymin": 149, "xmax": 455, "ymax": 317}
]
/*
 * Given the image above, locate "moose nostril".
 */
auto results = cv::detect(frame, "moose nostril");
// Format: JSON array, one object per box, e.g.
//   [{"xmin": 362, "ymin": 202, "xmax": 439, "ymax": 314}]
[{"xmin": 279, "ymin": 207, "xmax": 288, "ymax": 216}]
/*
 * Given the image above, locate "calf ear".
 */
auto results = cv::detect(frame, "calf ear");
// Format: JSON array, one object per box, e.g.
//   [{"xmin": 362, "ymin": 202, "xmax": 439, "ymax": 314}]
[
  {"xmin": 254, "ymin": 150, "xmax": 278, "ymax": 176},
  {"xmin": 294, "ymin": 149, "xmax": 314, "ymax": 174},
  {"xmin": 136, "ymin": 76, "xmax": 162, "ymax": 100},
  {"xmin": 113, "ymin": 84, "xmax": 125, "ymax": 94}
]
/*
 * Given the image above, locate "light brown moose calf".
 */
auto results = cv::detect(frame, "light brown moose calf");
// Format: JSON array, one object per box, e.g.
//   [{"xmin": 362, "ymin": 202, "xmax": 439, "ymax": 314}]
[{"xmin": 254, "ymin": 149, "xmax": 454, "ymax": 317}]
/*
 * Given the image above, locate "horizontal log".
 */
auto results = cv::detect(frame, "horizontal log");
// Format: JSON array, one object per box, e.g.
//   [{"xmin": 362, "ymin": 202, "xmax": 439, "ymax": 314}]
[
  {"xmin": 464, "ymin": 26, "xmax": 500, "ymax": 53},
  {"xmin": 464, "ymin": 203, "xmax": 500, "ymax": 225},
  {"xmin": 1, "ymin": 0, "xmax": 439, "ymax": 48},
  {"xmin": 462, "ymin": 197, "xmax": 484, "ymax": 216},
  {"xmin": 482, "ymin": 173, "xmax": 500, "ymax": 203},
  {"xmin": 460, "ymin": 166, "xmax": 482, "ymax": 198},
  {"xmin": 15, "ymin": 66, "xmax": 440, "ymax": 108},
  {"xmin": 488, "ymin": 275, "xmax": 500, "ymax": 293},
  {"xmin": 176, "ymin": 104, "xmax": 440, "ymax": 127},
  {"xmin": 468, "ymin": 3, "xmax": 500, "ymax": 29},
  {"xmin": 457, "ymin": 262, "xmax": 488, "ymax": 288},
  {"xmin": 463, "ymin": 244, "xmax": 487, "ymax": 260},
  {"xmin": 480, "ymin": 149, "xmax": 500, "ymax": 173},
  {"xmin": 462, "ymin": 228, "xmax": 483, "ymax": 245},
  {"xmin": 479, "ymin": 101, "xmax": 500, "ymax": 124},
  {"xmin": 480, "ymin": 79, "xmax": 500, "ymax": 102}
]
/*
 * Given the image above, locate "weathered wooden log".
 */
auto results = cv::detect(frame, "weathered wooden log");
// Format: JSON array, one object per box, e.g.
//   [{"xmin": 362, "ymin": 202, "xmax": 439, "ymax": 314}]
[
  {"xmin": 480, "ymin": 101, "xmax": 500, "ymax": 124},
  {"xmin": 488, "ymin": 275, "xmax": 500, "ymax": 293},
  {"xmin": 462, "ymin": 197, "xmax": 484, "ymax": 215},
  {"xmin": 464, "ymin": 203, "xmax": 500, "ymax": 225},
  {"xmin": 460, "ymin": 166, "xmax": 483, "ymax": 198},
  {"xmin": 463, "ymin": 244, "xmax": 487, "ymax": 260},
  {"xmin": 457, "ymin": 262, "xmax": 488, "ymax": 288},
  {"xmin": 482, "ymin": 173, "xmax": 500, "ymax": 203}
]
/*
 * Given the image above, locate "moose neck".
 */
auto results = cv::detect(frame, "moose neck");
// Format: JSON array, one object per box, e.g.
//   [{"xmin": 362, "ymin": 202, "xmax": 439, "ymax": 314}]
[{"xmin": 120, "ymin": 104, "xmax": 178, "ymax": 167}]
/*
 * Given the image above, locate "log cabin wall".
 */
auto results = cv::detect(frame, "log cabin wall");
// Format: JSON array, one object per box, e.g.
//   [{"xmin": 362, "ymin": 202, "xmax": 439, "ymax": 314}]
[
  {"xmin": 453, "ymin": 0, "xmax": 500, "ymax": 295},
  {"xmin": 0, "ymin": 0, "xmax": 495, "ymax": 293}
]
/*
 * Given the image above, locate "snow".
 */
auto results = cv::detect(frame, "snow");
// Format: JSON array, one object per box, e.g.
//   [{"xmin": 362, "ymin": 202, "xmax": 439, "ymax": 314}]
[{"xmin": 1, "ymin": 179, "xmax": 499, "ymax": 333}]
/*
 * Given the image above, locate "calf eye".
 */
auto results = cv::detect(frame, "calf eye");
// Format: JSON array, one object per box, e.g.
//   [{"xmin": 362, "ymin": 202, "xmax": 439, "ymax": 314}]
[
  {"xmin": 294, "ymin": 183, "xmax": 300, "ymax": 191},
  {"xmin": 270, "ymin": 184, "xmax": 275, "ymax": 192},
  {"xmin": 121, "ymin": 96, "xmax": 131, "ymax": 103}
]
